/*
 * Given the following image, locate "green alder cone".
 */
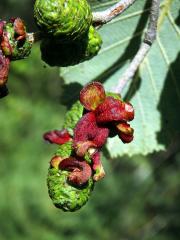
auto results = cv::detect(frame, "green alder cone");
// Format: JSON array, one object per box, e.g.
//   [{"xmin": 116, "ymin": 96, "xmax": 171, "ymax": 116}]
[
  {"xmin": 63, "ymin": 101, "xmax": 84, "ymax": 136},
  {"xmin": 2, "ymin": 22, "xmax": 32, "ymax": 60},
  {"xmin": 55, "ymin": 141, "xmax": 73, "ymax": 158},
  {"xmin": 47, "ymin": 142, "xmax": 94, "ymax": 212},
  {"xmin": 40, "ymin": 26, "xmax": 102, "ymax": 67},
  {"xmin": 34, "ymin": 0, "xmax": 92, "ymax": 42},
  {"xmin": 47, "ymin": 168, "xmax": 94, "ymax": 212}
]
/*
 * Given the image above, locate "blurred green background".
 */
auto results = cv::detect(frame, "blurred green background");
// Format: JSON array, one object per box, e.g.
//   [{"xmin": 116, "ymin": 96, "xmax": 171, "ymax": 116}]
[{"xmin": 0, "ymin": 1, "xmax": 180, "ymax": 240}]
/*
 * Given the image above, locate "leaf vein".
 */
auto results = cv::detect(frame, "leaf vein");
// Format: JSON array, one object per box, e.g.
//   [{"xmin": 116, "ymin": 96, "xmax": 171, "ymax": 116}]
[
  {"xmin": 137, "ymin": 90, "xmax": 147, "ymax": 152},
  {"xmin": 167, "ymin": 11, "xmax": 180, "ymax": 36},
  {"xmin": 157, "ymin": 35, "xmax": 180, "ymax": 103},
  {"xmin": 145, "ymin": 59, "xmax": 159, "ymax": 101},
  {"xmin": 100, "ymin": 30, "xmax": 143, "ymax": 54}
]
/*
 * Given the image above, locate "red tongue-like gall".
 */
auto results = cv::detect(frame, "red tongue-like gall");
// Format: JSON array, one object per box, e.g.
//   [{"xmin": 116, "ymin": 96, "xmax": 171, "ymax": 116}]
[
  {"xmin": 80, "ymin": 81, "xmax": 106, "ymax": 111},
  {"xmin": 73, "ymin": 112, "xmax": 109, "ymax": 156},
  {"xmin": 91, "ymin": 151, "xmax": 105, "ymax": 181},
  {"xmin": 116, "ymin": 122, "xmax": 134, "ymax": 143},
  {"xmin": 13, "ymin": 18, "xmax": 26, "ymax": 40},
  {"xmin": 43, "ymin": 129, "xmax": 71, "ymax": 145},
  {"xmin": 59, "ymin": 157, "xmax": 92, "ymax": 187},
  {"xmin": 95, "ymin": 97, "xmax": 134, "ymax": 123}
]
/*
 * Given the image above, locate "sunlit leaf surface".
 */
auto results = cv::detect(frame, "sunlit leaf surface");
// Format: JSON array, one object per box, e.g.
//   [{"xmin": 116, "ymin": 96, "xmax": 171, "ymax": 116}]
[{"xmin": 61, "ymin": 0, "xmax": 180, "ymax": 157}]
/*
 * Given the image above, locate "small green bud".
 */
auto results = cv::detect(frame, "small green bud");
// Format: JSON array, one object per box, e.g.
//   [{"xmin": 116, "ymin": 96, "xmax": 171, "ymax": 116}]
[
  {"xmin": 84, "ymin": 26, "xmax": 102, "ymax": 61},
  {"xmin": 40, "ymin": 26, "xmax": 102, "ymax": 67}
]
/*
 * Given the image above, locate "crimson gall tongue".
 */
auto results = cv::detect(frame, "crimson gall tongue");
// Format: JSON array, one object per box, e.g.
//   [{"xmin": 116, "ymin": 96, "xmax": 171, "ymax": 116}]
[
  {"xmin": 95, "ymin": 97, "xmax": 134, "ymax": 123},
  {"xmin": 43, "ymin": 129, "xmax": 71, "ymax": 145},
  {"xmin": 73, "ymin": 112, "xmax": 109, "ymax": 156},
  {"xmin": 59, "ymin": 157, "xmax": 92, "ymax": 187},
  {"xmin": 13, "ymin": 18, "xmax": 26, "ymax": 40},
  {"xmin": 116, "ymin": 122, "xmax": 134, "ymax": 143},
  {"xmin": 80, "ymin": 82, "xmax": 106, "ymax": 111}
]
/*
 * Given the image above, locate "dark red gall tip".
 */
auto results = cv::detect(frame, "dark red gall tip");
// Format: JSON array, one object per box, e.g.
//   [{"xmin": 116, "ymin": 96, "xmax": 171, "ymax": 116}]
[
  {"xmin": 50, "ymin": 155, "xmax": 64, "ymax": 168},
  {"xmin": 116, "ymin": 122, "xmax": 134, "ymax": 143},
  {"xmin": 1, "ymin": 33, "xmax": 13, "ymax": 56},
  {"xmin": 59, "ymin": 157, "xmax": 92, "ymax": 186},
  {"xmin": 9, "ymin": 17, "xmax": 16, "ymax": 23},
  {"xmin": 73, "ymin": 112, "xmax": 109, "ymax": 156},
  {"xmin": 118, "ymin": 132, "xmax": 134, "ymax": 143},
  {"xmin": 122, "ymin": 102, "xmax": 134, "ymax": 121},
  {"xmin": 95, "ymin": 97, "xmax": 134, "ymax": 123},
  {"xmin": 80, "ymin": 82, "xmax": 106, "ymax": 111},
  {"xmin": 13, "ymin": 18, "xmax": 26, "ymax": 40},
  {"xmin": 116, "ymin": 122, "xmax": 134, "ymax": 134},
  {"xmin": 95, "ymin": 97, "xmax": 123, "ymax": 123},
  {"xmin": 0, "ymin": 52, "xmax": 10, "ymax": 86},
  {"xmin": 91, "ymin": 151, "xmax": 105, "ymax": 181},
  {"xmin": 0, "ymin": 21, "xmax": 5, "ymax": 37},
  {"xmin": 43, "ymin": 129, "xmax": 71, "ymax": 145},
  {"xmin": 74, "ymin": 140, "xmax": 97, "ymax": 157}
]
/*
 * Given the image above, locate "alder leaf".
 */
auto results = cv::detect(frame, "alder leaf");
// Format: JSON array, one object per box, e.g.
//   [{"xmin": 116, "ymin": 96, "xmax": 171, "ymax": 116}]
[{"xmin": 60, "ymin": 0, "xmax": 180, "ymax": 157}]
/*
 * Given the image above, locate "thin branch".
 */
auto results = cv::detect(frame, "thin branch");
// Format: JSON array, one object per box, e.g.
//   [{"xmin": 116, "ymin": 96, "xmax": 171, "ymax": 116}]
[
  {"xmin": 114, "ymin": 0, "xmax": 160, "ymax": 94},
  {"xmin": 26, "ymin": 31, "xmax": 43, "ymax": 44},
  {"xmin": 93, "ymin": 0, "xmax": 137, "ymax": 25}
]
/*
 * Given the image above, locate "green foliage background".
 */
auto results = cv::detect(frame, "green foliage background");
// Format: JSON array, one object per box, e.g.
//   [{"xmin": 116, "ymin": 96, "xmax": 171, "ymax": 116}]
[{"xmin": 0, "ymin": 1, "xmax": 180, "ymax": 239}]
